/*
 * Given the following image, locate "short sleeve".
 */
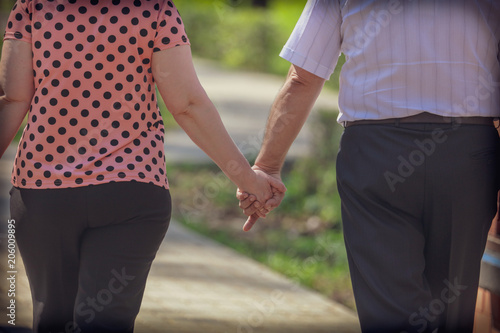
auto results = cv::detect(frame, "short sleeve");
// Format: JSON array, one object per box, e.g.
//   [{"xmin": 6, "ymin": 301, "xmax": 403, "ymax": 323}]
[
  {"xmin": 280, "ymin": 0, "xmax": 342, "ymax": 80},
  {"xmin": 154, "ymin": 0, "xmax": 190, "ymax": 53},
  {"xmin": 3, "ymin": 0, "xmax": 32, "ymax": 43}
]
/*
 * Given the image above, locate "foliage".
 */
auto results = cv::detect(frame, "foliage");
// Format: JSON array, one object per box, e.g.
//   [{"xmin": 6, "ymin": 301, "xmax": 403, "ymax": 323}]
[
  {"xmin": 280, "ymin": 110, "xmax": 344, "ymax": 226},
  {"xmin": 1, "ymin": 1, "xmax": 14, "ymax": 12},
  {"xmin": 175, "ymin": 0, "xmax": 287, "ymax": 74},
  {"xmin": 175, "ymin": 0, "xmax": 344, "ymax": 90}
]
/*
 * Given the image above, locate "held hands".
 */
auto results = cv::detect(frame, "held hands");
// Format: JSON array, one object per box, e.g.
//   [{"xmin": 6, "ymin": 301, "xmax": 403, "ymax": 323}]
[{"xmin": 236, "ymin": 166, "xmax": 286, "ymax": 231}]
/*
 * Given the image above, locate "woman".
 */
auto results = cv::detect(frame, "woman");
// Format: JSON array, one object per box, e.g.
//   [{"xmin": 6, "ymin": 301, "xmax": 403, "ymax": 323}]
[{"xmin": 0, "ymin": 1, "xmax": 284, "ymax": 332}]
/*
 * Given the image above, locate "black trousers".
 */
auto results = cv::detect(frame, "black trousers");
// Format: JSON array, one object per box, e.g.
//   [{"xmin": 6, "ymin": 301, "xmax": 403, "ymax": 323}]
[
  {"xmin": 9, "ymin": 182, "xmax": 171, "ymax": 333},
  {"xmin": 336, "ymin": 123, "xmax": 499, "ymax": 333}
]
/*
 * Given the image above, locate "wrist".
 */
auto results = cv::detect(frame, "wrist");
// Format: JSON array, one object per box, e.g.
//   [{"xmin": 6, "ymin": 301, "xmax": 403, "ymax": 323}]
[
  {"xmin": 253, "ymin": 160, "xmax": 282, "ymax": 178},
  {"xmin": 235, "ymin": 165, "xmax": 258, "ymax": 192}
]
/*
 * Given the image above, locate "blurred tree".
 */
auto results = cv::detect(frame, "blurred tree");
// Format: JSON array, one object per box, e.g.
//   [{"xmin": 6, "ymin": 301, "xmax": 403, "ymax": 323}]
[
  {"xmin": 1, "ymin": 0, "xmax": 16, "ymax": 11},
  {"xmin": 252, "ymin": 0, "xmax": 268, "ymax": 8}
]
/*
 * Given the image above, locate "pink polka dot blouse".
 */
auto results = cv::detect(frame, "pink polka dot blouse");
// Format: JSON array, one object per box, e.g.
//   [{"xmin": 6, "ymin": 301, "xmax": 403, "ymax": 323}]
[{"xmin": 4, "ymin": 0, "xmax": 190, "ymax": 189}]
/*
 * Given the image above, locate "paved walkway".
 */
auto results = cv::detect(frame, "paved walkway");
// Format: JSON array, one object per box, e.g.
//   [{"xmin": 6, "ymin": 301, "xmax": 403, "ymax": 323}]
[
  {"xmin": 164, "ymin": 58, "xmax": 338, "ymax": 163},
  {"xmin": 0, "ymin": 60, "xmax": 359, "ymax": 333}
]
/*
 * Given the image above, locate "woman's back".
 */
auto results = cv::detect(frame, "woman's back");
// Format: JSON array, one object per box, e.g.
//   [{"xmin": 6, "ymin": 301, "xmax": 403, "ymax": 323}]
[{"xmin": 5, "ymin": 0, "xmax": 189, "ymax": 189}]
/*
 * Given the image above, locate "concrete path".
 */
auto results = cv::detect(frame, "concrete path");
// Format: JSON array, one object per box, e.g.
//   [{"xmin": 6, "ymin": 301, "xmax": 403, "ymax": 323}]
[
  {"xmin": 0, "ymin": 60, "xmax": 359, "ymax": 332},
  {"xmin": 164, "ymin": 58, "xmax": 338, "ymax": 163},
  {"xmin": 136, "ymin": 222, "xmax": 359, "ymax": 333}
]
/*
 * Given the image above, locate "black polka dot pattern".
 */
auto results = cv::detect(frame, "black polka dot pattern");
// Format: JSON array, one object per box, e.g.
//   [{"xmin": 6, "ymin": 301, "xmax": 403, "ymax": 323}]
[{"xmin": 4, "ymin": 0, "xmax": 189, "ymax": 189}]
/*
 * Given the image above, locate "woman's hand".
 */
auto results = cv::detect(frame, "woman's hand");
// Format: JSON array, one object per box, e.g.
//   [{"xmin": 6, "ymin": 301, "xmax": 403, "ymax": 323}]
[{"xmin": 236, "ymin": 167, "xmax": 286, "ymax": 231}]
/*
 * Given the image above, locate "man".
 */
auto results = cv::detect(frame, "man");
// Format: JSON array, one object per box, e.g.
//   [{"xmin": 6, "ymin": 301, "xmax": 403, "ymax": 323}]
[{"xmin": 238, "ymin": 0, "xmax": 500, "ymax": 332}]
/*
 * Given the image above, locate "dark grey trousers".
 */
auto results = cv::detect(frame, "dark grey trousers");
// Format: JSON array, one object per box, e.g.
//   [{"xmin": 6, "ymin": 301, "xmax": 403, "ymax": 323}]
[
  {"xmin": 9, "ymin": 182, "xmax": 171, "ymax": 333},
  {"xmin": 336, "ymin": 123, "xmax": 499, "ymax": 333}
]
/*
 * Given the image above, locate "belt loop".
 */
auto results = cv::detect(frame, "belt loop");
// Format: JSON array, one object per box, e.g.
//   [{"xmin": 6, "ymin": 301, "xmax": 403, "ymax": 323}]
[{"xmin": 395, "ymin": 118, "xmax": 400, "ymax": 127}]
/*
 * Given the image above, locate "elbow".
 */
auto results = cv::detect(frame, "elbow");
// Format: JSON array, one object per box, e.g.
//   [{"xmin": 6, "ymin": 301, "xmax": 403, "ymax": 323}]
[
  {"xmin": 170, "ymin": 102, "xmax": 196, "ymax": 120},
  {"xmin": 286, "ymin": 72, "xmax": 316, "ymax": 96},
  {"xmin": 2, "ymin": 95, "xmax": 32, "ymax": 108},
  {"xmin": 288, "ymin": 70, "xmax": 317, "ymax": 89},
  {"xmin": 1, "ymin": 85, "xmax": 34, "ymax": 108},
  {"xmin": 288, "ymin": 70, "xmax": 308, "ymax": 88},
  {"xmin": 0, "ymin": 94, "xmax": 32, "ymax": 113},
  {"xmin": 168, "ymin": 93, "xmax": 210, "ymax": 119},
  {"xmin": 287, "ymin": 64, "xmax": 326, "ymax": 91}
]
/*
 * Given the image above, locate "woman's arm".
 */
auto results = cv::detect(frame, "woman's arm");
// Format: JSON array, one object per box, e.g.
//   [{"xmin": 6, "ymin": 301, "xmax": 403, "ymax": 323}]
[
  {"xmin": 0, "ymin": 40, "xmax": 35, "ymax": 158},
  {"xmin": 152, "ymin": 45, "xmax": 285, "ymax": 204}
]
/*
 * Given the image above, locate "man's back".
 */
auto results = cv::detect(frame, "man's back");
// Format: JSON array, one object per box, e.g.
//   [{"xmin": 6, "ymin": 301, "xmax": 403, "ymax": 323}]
[
  {"xmin": 273, "ymin": 1, "xmax": 500, "ymax": 331},
  {"xmin": 281, "ymin": 0, "xmax": 500, "ymax": 122}
]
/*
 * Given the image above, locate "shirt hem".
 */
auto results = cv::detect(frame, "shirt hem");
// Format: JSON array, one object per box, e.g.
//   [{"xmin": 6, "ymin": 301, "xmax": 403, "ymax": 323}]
[
  {"xmin": 10, "ymin": 177, "xmax": 169, "ymax": 190},
  {"xmin": 153, "ymin": 39, "xmax": 190, "ymax": 53},
  {"xmin": 280, "ymin": 46, "xmax": 334, "ymax": 80},
  {"xmin": 4, "ymin": 33, "xmax": 31, "ymax": 44},
  {"xmin": 336, "ymin": 111, "xmax": 500, "ymax": 124}
]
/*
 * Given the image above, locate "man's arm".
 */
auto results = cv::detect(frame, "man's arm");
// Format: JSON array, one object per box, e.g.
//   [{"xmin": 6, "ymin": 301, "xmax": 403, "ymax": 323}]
[
  {"xmin": 255, "ymin": 64, "xmax": 326, "ymax": 173},
  {"xmin": 0, "ymin": 40, "xmax": 35, "ymax": 159},
  {"xmin": 239, "ymin": 64, "xmax": 326, "ymax": 231}
]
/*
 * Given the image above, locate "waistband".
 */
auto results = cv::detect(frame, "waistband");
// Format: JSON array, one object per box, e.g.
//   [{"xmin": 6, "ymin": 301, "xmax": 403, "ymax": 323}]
[{"xmin": 343, "ymin": 112, "xmax": 497, "ymax": 128}]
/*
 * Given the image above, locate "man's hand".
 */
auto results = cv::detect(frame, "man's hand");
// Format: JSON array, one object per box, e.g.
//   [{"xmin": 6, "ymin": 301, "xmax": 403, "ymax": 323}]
[{"xmin": 236, "ymin": 167, "xmax": 286, "ymax": 231}]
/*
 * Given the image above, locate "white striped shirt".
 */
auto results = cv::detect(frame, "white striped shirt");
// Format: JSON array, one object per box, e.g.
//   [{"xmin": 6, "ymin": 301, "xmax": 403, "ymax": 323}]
[{"xmin": 280, "ymin": 0, "xmax": 500, "ymax": 122}]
